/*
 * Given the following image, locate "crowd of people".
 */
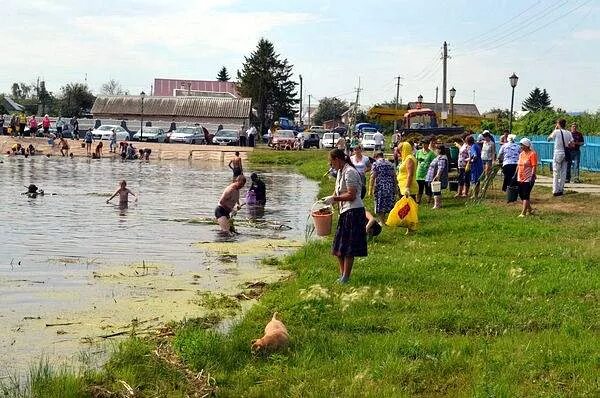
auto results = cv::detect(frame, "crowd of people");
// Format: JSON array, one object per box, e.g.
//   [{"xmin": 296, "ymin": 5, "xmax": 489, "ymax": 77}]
[{"xmin": 320, "ymin": 118, "xmax": 584, "ymax": 283}]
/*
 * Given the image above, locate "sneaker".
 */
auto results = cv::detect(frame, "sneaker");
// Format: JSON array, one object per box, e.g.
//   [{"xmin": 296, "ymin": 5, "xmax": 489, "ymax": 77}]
[{"xmin": 553, "ymin": 192, "xmax": 564, "ymax": 197}]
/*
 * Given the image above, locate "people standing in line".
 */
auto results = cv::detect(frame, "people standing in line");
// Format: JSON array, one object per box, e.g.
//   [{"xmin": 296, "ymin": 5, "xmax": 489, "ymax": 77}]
[
  {"xmin": 480, "ymin": 130, "xmax": 496, "ymax": 176},
  {"xmin": 239, "ymin": 125, "xmax": 247, "ymax": 147},
  {"xmin": 322, "ymin": 148, "xmax": 367, "ymax": 284},
  {"xmin": 497, "ymin": 134, "xmax": 520, "ymax": 192},
  {"xmin": 42, "ymin": 114, "xmax": 50, "ymax": 135},
  {"xmin": 109, "ymin": 129, "xmax": 117, "ymax": 153},
  {"xmin": 18, "ymin": 112, "xmax": 27, "ymax": 136},
  {"xmin": 397, "ymin": 141, "xmax": 418, "ymax": 201},
  {"xmin": 415, "ymin": 139, "xmax": 436, "ymax": 204},
  {"xmin": 547, "ymin": 118, "xmax": 573, "ymax": 196},
  {"xmin": 228, "ymin": 151, "xmax": 243, "ymax": 178},
  {"xmin": 350, "ymin": 145, "xmax": 371, "ymax": 199},
  {"xmin": 107, "ymin": 180, "xmax": 137, "ymax": 208},
  {"xmin": 249, "ymin": 172, "xmax": 266, "ymax": 206},
  {"xmin": 516, "ymin": 138, "xmax": 538, "ymax": 217},
  {"xmin": 425, "ymin": 144, "xmax": 449, "ymax": 209},
  {"xmin": 28, "ymin": 115, "xmax": 38, "ymax": 137},
  {"xmin": 373, "ymin": 130, "xmax": 385, "ymax": 152},
  {"xmin": 368, "ymin": 151, "xmax": 396, "ymax": 223},
  {"xmin": 84, "ymin": 128, "xmax": 94, "ymax": 156},
  {"xmin": 55, "ymin": 116, "xmax": 64, "ymax": 137},
  {"xmin": 215, "ymin": 175, "xmax": 246, "ymax": 234},
  {"xmin": 469, "ymin": 135, "xmax": 484, "ymax": 197},
  {"xmin": 566, "ymin": 122, "xmax": 584, "ymax": 183}
]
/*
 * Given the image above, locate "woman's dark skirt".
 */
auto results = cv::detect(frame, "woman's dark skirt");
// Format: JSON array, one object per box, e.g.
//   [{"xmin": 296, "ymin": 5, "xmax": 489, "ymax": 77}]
[{"xmin": 332, "ymin": 207, "xmax": 368, "ymax": 258}]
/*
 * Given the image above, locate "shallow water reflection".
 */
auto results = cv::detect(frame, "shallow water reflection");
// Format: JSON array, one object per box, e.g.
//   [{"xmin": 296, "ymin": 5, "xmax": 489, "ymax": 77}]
[{"xmin": 0, "ymin": 155, "xmax": 318, "ymax": 377}]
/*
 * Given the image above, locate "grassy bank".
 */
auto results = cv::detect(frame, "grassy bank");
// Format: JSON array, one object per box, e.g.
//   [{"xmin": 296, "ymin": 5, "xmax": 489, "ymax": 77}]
[{"xmin": 5, "ymin": 149, "xmax": 599, "ymax": 397}]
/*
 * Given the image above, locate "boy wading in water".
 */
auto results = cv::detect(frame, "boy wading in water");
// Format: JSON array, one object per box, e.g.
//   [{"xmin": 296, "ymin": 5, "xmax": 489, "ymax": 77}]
[
  {"xmin": 107, "ymin": 180, "xmax": 137, "ymax": 208},
  {"xmin": 215, "ymin": 175, "xmax": 246, "ymax": 234}
]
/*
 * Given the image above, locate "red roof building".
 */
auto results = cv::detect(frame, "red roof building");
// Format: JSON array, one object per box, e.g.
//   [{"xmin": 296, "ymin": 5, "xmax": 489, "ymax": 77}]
[{"xmin": 153, "ymin": 78, "xmax": 240, "ymax": 98}]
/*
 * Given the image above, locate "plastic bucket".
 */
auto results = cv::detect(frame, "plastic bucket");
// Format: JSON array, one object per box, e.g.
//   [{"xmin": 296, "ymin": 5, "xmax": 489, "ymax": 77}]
[
  {"xmin": 449, "ymin": 181, "xmax": 459, "ymax": 192},
  {"xmin": 506, "ymin": 185, "xmax": 519, "ymax": 203},
  {"xmin": 312, "ymin": 212, "xmax": 333, "ymax": 236},
  {"xmin": 431, "ymin": 181, "xmax": 442, "ymax": 194}
]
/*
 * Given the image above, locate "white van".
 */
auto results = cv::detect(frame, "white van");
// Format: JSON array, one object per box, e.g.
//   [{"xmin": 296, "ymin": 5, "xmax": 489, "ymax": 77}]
[{"xmin": 320, "ymin": 132, "xmax": 340, "ymax": 149}]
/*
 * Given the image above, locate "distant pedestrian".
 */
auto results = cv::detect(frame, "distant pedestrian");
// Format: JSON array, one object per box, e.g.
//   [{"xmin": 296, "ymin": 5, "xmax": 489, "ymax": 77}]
[
  {"xmin": 369, "ymin": 151, "xmax": 396, "ymax": 223},
  {"xmin": 373, "ymin": 130, "xmax": 384, "ymax": 151},
  {"xmin": 239, "ymin": 125, "xmax": 247, "ymax": 146},
  {"xmin": 58, "ymin": 137, "xmax": 70, "ymax": 156},
  {"xmin": 547, "ymin": 118, "xmax": 573, "ymax": 196},
  {"xmin": 9, "ymin": 114, "xmax": 17, "ymax": 135},
  {"xmin": 415, "ymin": 139, "xmax": 436, "ymax": 204},
  {"xmin": 455, "ymin": 136, "xmax": 471, "ymax": 198},
  {"xmin": 84, "ymin": 128, "xmax": 93, "ymax": 156},
  {"xmin": 391, "ymin": 130, "xmax": 400, "ymax": 148},
  {"xmin": 481, "ymin": 130, "xmax": 496, "ymax": 176},
  {"xmin": 247, "ymin": 125, "xmax": 257, "ymax": 147},
  {"xmin": 18, "ymin": 112, "xmax": 27, "ymax": 136},
  {"xmin": 109, "ymin": 129, "xmax": 117, "ymax": 153},
  {"xmin": 70, "ymin": 116, "xmax": 79, "ymax": 139},
  {"xmin": 567, "ymin": 122, "xmax": 584, "ymax": 183},
  {"xmin": 497, "ymin": 134, "xmax": 520, "ymax": 192},
  {"xmin": 516, "ymin": 138, "xmax": 537, "ymax": 217},
  {"xmin": 55, "ymin": 116, "xmax": 64, "ymax": 137},
  {"xmin": 169, "ymin": 118, "xmax": 176, "ymax": 133},
  {"xmin": 425, "ymin": 144, "xmax": 449, "ymax": 209},
  {"xmin": 499, "ymin": 129, "xmax": 509, "ymax": 145},
  {"xmin": 42, "ymin": 114, "xmax": 50, "ymax": 135},
  {"xmin": 0, "ymin": 114, "xmax": 4, "ymax": 134},
  {"xmin": 469, "ymin": 135, "xmax": 484, "ymax": 197},
  {"xmin": 28, "ymin": 115, "xmax": 38, "ymax": 137}
]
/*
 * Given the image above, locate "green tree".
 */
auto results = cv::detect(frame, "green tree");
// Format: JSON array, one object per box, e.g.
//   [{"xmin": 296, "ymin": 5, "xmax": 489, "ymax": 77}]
[
  {"xmin": 513, "ymin": 108, "xmax": 567, "ymax": 136},
  {"xmin": 237, "ymin": 39, "xmax": 298, "ymax": 131},
  {"xmin": 522, "ymin": 87, "xmax": 551, "ymax": 112},
  {"xmin": 100, "ymin": 79, "xmax": 125, "ymax": 95},
  {"xmin": 480, "ymin": 108, "xmax": 511, "ymax": 133},
  {"xmin": 312, "ymin": 97, "xmax": 349, "ymax": 126},
  {"xmin": 59, "ymin": 83, "xmax": 95, "ymax": 117},
  {"xmin": 11, "ymin": 82, "xmax": 32, "ymax": 101},
  {"xmin": 216, "ymin": 66, "xmax": 230, "ymax": 82}
]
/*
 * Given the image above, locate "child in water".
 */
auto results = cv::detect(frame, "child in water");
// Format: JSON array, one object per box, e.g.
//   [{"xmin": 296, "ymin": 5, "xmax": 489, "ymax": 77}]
[{"xmin": 106, "ymin": 180, "xmax": 137, "ymax": 207}]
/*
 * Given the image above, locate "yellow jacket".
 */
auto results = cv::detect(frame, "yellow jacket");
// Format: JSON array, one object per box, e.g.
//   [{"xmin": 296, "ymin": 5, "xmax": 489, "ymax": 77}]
[{"xmin": 397, "ymin": 142, "xmax": 418, "ymax": 194}]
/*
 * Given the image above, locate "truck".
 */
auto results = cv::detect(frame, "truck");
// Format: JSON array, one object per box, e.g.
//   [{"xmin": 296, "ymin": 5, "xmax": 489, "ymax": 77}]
[{"xmin": 400, "ymin": 108, "xmax": 464, "ymax": 136}]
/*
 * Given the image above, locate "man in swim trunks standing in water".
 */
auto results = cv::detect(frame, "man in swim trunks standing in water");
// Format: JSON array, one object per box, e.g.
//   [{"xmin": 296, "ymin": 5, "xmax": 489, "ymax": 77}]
[
  {"xmin": 215, "ymin": 175, "xmax": 246, "ymax": 233},
  {"xmin": 228, "ymin": 151, "xmax": 243, "ymax": 178}
]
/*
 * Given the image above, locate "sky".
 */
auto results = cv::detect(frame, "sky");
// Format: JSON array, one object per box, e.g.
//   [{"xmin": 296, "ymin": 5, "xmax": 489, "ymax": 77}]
[{"xmin": 2, "ymin": 0, "xmax": 599, "ymax": 113}]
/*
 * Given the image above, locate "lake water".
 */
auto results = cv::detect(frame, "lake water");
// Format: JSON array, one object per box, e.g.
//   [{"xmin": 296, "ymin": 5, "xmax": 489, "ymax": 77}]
[{"xmin": 0, "ymin": 155, "xmax": 318, "ymax": 378}]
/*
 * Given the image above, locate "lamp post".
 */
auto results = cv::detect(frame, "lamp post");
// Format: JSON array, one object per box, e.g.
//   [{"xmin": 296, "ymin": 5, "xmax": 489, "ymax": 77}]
[
  {"xmin": 140, "ymin": 91, "xmax": 145, "ymax": 140},
  {"xmin": 509, "ymin": 73, "xmax": 519, "ymax": 133},
  {"xmin": 449, "ymin": 87, "xmax": 456, "ymax": 126}
]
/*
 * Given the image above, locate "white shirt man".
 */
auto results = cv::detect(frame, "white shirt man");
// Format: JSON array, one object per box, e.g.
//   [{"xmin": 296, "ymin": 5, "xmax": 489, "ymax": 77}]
[
  {"xmin": 373, "ymin": 131, "xmax": 384, "ymax": 150},
  {"xmin": 548, "ymin": 119, "xmax": 573, "ymax": 196}
]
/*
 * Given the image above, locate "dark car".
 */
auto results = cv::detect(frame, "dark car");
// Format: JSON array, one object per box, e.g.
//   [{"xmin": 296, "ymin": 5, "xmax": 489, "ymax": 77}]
[{"xmin": 303, "ymin": 132, "xmax": 320, "ymax": 149}]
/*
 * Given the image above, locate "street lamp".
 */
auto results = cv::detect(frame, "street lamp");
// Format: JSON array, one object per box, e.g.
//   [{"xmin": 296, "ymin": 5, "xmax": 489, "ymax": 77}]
[
  {"xmin": 449, "ymin": 87, "xmax": 456, "ymax": 126},
  {"xmin": 140, "ymin": 91, "xmax": 146, "ymax": 140},
  {"xmin": 509, "ymin": 73, "xmax": 519, "ymax": 133}
]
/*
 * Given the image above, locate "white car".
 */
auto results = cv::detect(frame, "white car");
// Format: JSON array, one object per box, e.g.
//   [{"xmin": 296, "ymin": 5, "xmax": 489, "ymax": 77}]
[
  {"xmin": 361, "ymin": 133, "xmax": 376, "ymax": 150},
  {"xmin": 169, "ymin": 126, "xmax": 205, "ymax": 144},
  {"xmin": 92, "ymin": 125, "xmax": 129, "ymax": 141},
  {"xmin": 320, "ymin": 132, "xmax": 340, "ymax": 149}
]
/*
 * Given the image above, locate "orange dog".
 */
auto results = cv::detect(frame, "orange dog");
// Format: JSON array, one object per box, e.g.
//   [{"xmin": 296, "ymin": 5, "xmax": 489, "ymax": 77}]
[{"xmin": 251, "ymin": 312, "xmax": 289, "ymax": 353}]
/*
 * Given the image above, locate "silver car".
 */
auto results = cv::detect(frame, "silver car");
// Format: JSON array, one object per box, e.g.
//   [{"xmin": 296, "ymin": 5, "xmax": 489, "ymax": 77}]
[
  {"xmin": 133, "ymin": 127, "xmax": 167, "ymax": 143},
  {"xmin": 168, "ymin": 127, "xmax": 205, "ymax": 144}
]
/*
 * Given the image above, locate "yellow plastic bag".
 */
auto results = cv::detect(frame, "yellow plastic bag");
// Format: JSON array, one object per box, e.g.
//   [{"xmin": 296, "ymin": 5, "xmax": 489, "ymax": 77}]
[{"xmin": 386, "ymin": 196, "xmax": 418, "ymax": 230}]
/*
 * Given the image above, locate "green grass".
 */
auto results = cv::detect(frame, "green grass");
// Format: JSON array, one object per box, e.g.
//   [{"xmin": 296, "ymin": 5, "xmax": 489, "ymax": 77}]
[{"xmin": 8, "ymin": 149, "xmax": 599, "ymax": 397}]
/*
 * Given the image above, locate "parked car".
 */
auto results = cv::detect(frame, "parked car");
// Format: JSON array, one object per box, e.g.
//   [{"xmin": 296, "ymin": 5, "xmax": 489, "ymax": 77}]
[
  {"xmin": 303, "ymin": 132, "xmax": 320, "ymax": 149},
  {"xmin": 320, "ymin": 132, "xmax": 340, "ymax": 149},
  {"xmin": 331, "ymin": 126, "xmax": 347, "ymax": 137},
  {"xmin": 169, "ymin": 126, "xmax": 205, "ymax": 144},
  {"xmin": 133, "ymin": 127, "xmax": 167, "ymax": 143},
  {"xmin": 92, "ymin": 125, "xmax": 129, "ymax": 141},
  {"xmin": 360, "ymin": 133, "xmax": 376, "ymax": 150},
  {"xmin": 212, "ymin": 129, "xmax": 239, "ymax": 145},
  {"xmin": 271, "ymin": 129, "xmax": 297, "ymax": 149}
]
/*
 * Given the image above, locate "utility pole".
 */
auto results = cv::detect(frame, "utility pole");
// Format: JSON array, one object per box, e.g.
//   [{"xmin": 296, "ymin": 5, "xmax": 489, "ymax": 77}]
[
  {"xmin": 393, "ymin": 76, "xmax": 402, "ymax": 136},
  {"xmin": 472, "ymin": 89, "xmax": 476, "ymax": 104},
  {"xmin": 307, "ymin": 94, "xmax": 312, "ymax": 126},
  {"xmin": 435, "ymin": 86, "xmax": 439, "ymax": 113},
  {"xmin": 442, "ymin": 41, "xmax": 448, "ymax": 126},
  {"xmin": 299, "ymin": 75, "xmax": 303, "ymax": 126},
  {"xmin": 352, "ymin": 77, "xmax": 362, "ymax": 126}
]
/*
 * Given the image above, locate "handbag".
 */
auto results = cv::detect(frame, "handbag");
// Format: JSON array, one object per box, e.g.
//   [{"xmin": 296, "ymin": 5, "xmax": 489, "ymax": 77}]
[{"xmin": 559, "ymin": 129, "xmax": 572, "ymax": 163}]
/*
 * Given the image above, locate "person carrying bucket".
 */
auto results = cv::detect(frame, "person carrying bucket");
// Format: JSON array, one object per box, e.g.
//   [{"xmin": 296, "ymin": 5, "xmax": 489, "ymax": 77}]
[
  {"xmin": 425, "ymin": 144, "xmax": 449, "ymax": 209},
  {"xmin": 321, "ymin": 149, "xmax": 367, "ymax": 284}
]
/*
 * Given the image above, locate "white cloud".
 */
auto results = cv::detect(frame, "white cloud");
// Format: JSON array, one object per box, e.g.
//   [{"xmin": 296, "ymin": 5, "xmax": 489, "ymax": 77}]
[{"xmin": 572, "ymin": 29, "xmax": 600, "ymax": 41}]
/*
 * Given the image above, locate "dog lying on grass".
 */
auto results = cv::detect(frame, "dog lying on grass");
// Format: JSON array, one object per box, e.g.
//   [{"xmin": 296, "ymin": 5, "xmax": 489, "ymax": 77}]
[{"xmin": 251, "ymin": 312, "xmax": 289, "ymax": 353}]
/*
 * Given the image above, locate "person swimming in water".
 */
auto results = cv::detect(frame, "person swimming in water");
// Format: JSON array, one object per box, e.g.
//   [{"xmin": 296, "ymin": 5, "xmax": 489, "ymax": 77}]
[
  {"xmin": 215, "ymin": 175, "xmax": 246, "ymax": 234},
  {"xmin": 106, "ymin": 180, "xmax": 137, "ymax": 208}
]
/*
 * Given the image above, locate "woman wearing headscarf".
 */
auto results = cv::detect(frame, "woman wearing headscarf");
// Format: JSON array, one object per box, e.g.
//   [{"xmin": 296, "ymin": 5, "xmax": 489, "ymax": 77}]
[
  {"xmin": 497, "ymin": 134, "xmax": 520, "ymax": 192},
  {"xmin": 369, "ymin": 151, "xmax": 396, "ymax": 223},
  {"xmin": 469, "ymin": 135, "xmax": 484, "ymax": 196},
  {"xmin": 322, "ymin": 149, "xmax": 367, "ymax": 284},
  {"xmin": 516, "ymin": 138, "xmax": 538, "ymax": 217},
  {"xmin": 396, "ymin": 141, "xmax": 418, "ymax": 200}
]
